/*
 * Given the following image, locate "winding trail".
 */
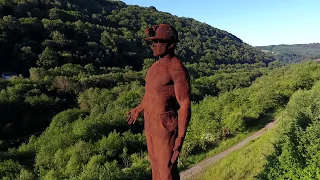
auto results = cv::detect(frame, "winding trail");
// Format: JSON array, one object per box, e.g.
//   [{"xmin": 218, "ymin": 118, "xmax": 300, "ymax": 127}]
[{"xmin": 180, "ymin": 119, "xmax": 278, "ymax": 180}]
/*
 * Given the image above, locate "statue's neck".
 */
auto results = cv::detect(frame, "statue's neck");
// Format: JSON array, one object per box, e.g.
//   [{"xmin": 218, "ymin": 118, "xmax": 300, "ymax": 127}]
[{"xmin": 159, "ymin": 51, "xmax": 175, "ymax": 60}]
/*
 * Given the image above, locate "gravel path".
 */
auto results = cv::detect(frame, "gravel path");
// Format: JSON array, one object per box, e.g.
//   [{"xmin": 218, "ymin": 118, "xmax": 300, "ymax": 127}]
[{"xmin": 180, "ymin": 119, "xmax": 278, "ymax": 180}]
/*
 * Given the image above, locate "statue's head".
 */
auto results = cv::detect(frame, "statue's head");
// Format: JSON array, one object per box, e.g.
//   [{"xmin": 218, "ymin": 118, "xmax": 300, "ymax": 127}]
[{"xmin": 144, "ymin": 24, "xmax": 179, "ymax": 57}]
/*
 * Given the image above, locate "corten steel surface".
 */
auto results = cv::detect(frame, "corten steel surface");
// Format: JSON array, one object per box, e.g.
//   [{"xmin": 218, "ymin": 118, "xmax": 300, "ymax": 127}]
[{"xmin": 127, "ymin": 24, "xmax": 191, "ymax": 180}]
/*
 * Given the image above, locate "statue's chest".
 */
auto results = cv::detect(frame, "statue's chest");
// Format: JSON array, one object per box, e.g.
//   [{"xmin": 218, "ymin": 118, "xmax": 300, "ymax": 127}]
[{"xmin": 145, "ymin": 62, "xmax": 172, "ymax": 89}]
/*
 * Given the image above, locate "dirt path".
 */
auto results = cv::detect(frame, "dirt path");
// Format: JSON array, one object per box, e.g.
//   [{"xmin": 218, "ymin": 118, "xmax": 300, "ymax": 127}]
[{"xmin": 180, "ymin": 119, "xmax": 278, "ymax": 180}]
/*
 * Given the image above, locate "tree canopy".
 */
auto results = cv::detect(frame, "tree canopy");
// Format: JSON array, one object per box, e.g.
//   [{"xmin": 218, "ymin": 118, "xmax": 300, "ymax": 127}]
[{"xmin": 0, "ymin": 0, "xmax": 275, "ymax": 76}]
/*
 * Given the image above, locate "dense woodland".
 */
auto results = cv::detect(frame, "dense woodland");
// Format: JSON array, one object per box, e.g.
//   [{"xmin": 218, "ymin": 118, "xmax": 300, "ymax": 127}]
[
  {"xmin": 256, "ymin": 43, "xmax": 320, "ymax": 64},
  {"xmin": 0, "ymin": 0, "xmax": 275, "ymax": 76},
  {"xmin": 0, "ymin": 0, "xmax": 319, "ymax": 180}
]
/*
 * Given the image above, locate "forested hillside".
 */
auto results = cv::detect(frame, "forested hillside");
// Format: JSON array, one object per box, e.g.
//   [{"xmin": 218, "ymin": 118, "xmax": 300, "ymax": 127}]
[
  {"xmin": 0, "ymin": 0, "xmax": 275, "ymax": 76},
  {"xmin": 256, "ymin": 43, "xmax": 320, "ymax": 64}
]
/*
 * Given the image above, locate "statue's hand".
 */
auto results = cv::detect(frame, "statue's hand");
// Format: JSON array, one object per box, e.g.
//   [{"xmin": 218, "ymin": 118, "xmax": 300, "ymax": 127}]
[
  {"xmin": 127, "ymin": 107, "xmax": 141, "ymax": 125},
  {"xmin": 170, "ymin": 137, "xmax": 183, "ymax": 164},
  {"xmin": 170, "ymin": 150, "xmax": 180, "ymax": 164}
]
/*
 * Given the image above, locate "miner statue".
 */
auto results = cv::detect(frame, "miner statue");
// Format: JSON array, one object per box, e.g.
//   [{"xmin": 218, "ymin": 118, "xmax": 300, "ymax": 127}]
[{"xmin": 127, "ymin": 24, "xmax": 191, "ymax": 180}]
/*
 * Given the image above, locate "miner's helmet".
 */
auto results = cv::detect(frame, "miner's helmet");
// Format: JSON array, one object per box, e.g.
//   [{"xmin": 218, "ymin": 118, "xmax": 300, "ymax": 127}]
[{"xmin": 144, "ymin": 24, "xmax": 179, "ymax": 43}]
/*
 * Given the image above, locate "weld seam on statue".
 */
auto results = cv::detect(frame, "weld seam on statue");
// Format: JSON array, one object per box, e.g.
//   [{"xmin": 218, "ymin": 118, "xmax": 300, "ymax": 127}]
[{"xmin": 128, "ymin": 24, "xmax": 191, "ymax": 180}]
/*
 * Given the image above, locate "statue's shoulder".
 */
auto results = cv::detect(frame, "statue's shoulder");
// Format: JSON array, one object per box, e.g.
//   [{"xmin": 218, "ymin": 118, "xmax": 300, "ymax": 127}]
[{"xmin": 169, "ymin": 56, "xmax": 187, "ymax": 72}]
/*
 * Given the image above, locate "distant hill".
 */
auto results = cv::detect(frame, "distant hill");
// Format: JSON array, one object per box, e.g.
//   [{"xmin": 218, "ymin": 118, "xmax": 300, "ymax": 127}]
[
  {"xmin": 256, "ymin": 43, "xmax": 320, "ymax": 64},
  {"xmin": 0, "ymin": 0, "xmax": 275, "ymax": 76}
]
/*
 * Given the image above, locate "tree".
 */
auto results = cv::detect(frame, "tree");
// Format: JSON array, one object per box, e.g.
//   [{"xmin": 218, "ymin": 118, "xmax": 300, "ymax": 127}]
[
  {"xmin": 37, "ymin": 47, "xmax": 58, "ymax": 69},
  {"xmin": 100, "ymin": 30, "xmax": 116, "ymax": 53}
]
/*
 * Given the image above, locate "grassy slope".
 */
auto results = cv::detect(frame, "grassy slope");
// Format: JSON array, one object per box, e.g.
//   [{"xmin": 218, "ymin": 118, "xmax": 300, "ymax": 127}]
[
  {"xmin": 179, "ymin": 111, "xmax": 276, "ymax": 171},
  {"xmin": 193, "ymin": 112, "xmax": 285, "ymax": 180}
]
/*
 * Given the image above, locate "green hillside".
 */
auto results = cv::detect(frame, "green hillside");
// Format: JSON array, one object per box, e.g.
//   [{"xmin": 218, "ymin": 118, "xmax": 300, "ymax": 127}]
[
  {"xmin": 0, "ymin": 0, "xmax": 275, "ymax": 76},
  {"xmin": 256, "ymin": 43, "xmax": 320, "ymax": 64}
]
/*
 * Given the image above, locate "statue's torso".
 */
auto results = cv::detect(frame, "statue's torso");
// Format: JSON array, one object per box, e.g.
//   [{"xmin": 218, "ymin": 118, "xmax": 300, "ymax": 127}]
[
  {"xmin": 143, "ymin": 56, "xmax": 189, "ymax": 137},
  {"xmin": 144, "ymin": 57, "xmax": 179, "ymax": 115}
]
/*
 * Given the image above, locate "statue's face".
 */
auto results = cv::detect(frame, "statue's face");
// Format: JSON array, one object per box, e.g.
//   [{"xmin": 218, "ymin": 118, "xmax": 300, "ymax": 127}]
[{"xmin": 151, "ymin": 39, "xmax": 169, "ymax": 57}]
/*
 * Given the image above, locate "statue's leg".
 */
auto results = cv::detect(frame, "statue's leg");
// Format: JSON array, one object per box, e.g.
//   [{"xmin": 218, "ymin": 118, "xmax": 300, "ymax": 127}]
[
  {"xmin": 152, "ymin": 131, "xmax": 180, "ymax": 180},
  {"xmin": 146, "ymin": 130, "xmax": 161, "ymax": 180}
]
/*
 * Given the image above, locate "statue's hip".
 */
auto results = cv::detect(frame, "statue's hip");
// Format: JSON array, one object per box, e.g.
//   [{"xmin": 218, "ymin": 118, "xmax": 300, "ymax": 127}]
[{"xmin": 144, "ymin": 110, "xmax": 178, "ymax": 138}]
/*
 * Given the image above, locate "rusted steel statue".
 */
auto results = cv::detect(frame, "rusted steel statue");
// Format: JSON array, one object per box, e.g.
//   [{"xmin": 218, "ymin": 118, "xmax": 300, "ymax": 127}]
[{"xmin": 127, "ymin": 24, "xmax": 191, "ymax": 180}]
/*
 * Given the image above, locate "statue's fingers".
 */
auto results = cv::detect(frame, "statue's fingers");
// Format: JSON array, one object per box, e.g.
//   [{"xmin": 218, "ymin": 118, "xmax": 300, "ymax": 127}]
[
  {"xmin": 129, "ymin": 117, "xmax": 136, "ymax": 125},
  {"xmin": 127, "ymin": 117, "xmax": 133, "ymax": 124},
  {"xmin": 129, "ymin": 118, "xmax": 134, "ymax": 124},
  {"xmin": 127, "ymin": 116, "xmax": 131, "ymax": 121},
  {"xmin": 171, "ymin": 150, "xmax": 180, "ymax": 164}
]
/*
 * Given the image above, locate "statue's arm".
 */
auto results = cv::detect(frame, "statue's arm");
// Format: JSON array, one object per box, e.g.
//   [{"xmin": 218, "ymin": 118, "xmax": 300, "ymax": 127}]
[
  {"xmin": 127, "ymin": 88, "xmax": 146, "ymax": 124},
  {"xmin": 136, "ymin": 92, "xmax": 146, "ymax": 112},
  {"xmin": 169, "ymin": 61, "xmax": 191, "ymax": 151}
]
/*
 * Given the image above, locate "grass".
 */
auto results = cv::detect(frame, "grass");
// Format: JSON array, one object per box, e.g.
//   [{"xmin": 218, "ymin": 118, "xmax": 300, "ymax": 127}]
[
  {"xmin": 192, "ymin": 114, "xmax": 283, "ymax": 180},
  {"xmin": 178, "ymin": 110, "xmax": 280, "ymax": 171},
  {"xmin": 179, "ymin": 131, "xmax": 255, "ymax": 171}
]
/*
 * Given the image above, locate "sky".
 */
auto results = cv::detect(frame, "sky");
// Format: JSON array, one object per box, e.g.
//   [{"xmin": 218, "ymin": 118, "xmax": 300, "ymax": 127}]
[{"xmin": 121, "ymin": 0, "xmax": 320, "ymax": 46}]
